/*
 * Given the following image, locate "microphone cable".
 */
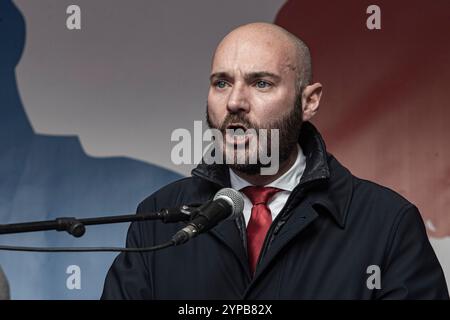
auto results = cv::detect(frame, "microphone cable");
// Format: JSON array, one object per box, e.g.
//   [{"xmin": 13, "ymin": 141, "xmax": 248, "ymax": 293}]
[{"xmin": 0, "ymin": 240, "xmax": 175, "ymax": 253}]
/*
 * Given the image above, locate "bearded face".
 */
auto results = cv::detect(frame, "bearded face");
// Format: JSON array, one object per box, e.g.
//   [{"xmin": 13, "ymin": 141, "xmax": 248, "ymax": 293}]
[{"xmin": 206, "ymin": 96, "xmax": 302, "ymax": 175}]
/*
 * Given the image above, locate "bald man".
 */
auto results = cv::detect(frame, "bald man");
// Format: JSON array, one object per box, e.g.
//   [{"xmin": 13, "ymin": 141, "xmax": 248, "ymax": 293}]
[{"xmin": 102, "ymin": 23, "xmax": 448, "ymax": 299}]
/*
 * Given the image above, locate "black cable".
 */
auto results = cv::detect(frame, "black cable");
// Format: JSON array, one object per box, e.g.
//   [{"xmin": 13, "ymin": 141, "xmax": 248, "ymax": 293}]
[{"xmin": 0, "ymin": 240, "xmax": 175, "ymax": 253}]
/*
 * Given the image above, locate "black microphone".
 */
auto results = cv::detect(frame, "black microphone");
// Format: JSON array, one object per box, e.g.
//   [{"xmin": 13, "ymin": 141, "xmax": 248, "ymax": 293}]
[{"xmin": 171, "ymin": 188, "xmax": 244, "ymax": 245}]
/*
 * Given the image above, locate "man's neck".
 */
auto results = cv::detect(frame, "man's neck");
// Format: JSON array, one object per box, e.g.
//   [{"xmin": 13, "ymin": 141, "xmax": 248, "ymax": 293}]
[{"xmin": 230, "ymin": 146, "xmax": 299, "ymax": 186}]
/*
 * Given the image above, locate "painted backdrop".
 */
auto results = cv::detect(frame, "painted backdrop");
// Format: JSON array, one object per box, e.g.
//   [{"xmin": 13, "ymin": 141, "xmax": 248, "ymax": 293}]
[{"xmin": 0, "ymin": 0, "xmax": 448, "ymax": 298}]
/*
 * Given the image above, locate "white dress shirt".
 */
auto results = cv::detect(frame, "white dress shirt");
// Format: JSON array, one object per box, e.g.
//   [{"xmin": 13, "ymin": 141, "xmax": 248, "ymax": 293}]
[{"xmin": 229, "ymin": 145, "xmax": 306, "ymax": 227}]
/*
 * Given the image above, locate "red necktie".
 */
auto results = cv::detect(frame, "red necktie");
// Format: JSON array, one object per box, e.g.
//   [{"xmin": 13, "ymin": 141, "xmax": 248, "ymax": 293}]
[{"xmin": 241, "ymin": 186, "xmax": 281, "ymax": 275}]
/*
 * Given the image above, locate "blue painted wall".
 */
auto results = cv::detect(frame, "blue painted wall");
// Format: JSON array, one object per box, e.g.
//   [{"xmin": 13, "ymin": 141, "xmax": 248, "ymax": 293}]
[{"xmin": 0, "ymin": 0, "xmax": 181, "ymax": 299}]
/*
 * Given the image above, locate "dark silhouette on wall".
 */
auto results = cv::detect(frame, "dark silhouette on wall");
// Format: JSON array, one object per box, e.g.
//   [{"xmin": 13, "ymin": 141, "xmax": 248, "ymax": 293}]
[{"xmin": 0, "ymin": 0, "xmax": 181, "ymax": 299}]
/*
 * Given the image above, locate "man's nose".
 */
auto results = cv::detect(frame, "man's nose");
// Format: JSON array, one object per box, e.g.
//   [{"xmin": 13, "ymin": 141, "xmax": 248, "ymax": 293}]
[{"xmin": 226, "ymin": 83, "xmax": 250, "ymax": 114}]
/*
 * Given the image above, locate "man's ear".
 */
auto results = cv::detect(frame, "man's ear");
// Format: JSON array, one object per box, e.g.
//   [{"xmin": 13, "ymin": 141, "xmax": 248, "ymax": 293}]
[{"xmin": 301, "ymin": 83, "xmax": 323, "ymax": 121}]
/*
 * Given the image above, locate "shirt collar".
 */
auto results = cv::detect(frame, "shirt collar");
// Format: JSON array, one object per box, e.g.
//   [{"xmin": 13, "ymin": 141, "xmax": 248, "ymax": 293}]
[{"xmin": 229, "ymin": 144, "xmax": 306, "ymax": 191}]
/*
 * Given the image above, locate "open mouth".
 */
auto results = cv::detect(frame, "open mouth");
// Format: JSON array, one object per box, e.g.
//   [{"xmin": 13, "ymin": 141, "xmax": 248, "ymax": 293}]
[
  {"xmin": 226, "ymin": 123, "xmax": 248, "ymax": 131},
  {"xmin": 225, "ymin": 123, "xmax": 251, "ymax": 145}
]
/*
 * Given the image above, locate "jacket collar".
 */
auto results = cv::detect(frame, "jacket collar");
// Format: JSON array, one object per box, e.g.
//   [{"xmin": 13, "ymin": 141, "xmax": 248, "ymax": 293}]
[{"xmin": 191, "ymin": 121, "xmax": 352, "ymax": 228}]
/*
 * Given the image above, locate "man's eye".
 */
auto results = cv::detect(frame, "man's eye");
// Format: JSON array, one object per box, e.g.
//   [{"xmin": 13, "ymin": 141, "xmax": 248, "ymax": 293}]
[
  {"xmin": 255, "ymin": 80, "xmax": 271, "ymax": 89},
  {"xmin": 215, "ymin": 80, "xmax": 228, "ymax": 89}
]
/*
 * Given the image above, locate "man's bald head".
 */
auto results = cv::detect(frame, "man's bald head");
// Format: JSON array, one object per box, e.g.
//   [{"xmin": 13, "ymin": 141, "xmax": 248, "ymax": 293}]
[
  {"xmin": 213, "ymin": 22, "xmax": 312, "ymax": 93},
  {"xmin": 207, "ymin": 22, "xmax": 322, "ymax": 180}
]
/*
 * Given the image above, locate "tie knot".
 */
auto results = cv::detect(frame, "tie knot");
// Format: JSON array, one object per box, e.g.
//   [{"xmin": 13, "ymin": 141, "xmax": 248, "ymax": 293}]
[{"xmin": 241, "ymin": 186, "xmax": 281, "ymax": 206}]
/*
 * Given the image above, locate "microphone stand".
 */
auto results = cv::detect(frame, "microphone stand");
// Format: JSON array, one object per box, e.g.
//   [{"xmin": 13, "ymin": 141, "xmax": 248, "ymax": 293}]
[{"xmin": 0, "ymin": 206, "xmax": 198, "ymax": 238}]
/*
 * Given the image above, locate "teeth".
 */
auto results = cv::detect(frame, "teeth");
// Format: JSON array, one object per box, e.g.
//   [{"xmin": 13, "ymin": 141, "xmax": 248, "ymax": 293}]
[{"xmin": 232, "ymin": 129, "xmax": 246, "ymax": 136}]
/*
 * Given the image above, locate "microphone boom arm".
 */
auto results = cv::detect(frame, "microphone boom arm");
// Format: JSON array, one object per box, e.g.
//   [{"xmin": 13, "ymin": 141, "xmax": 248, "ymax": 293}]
[{"xmin": 0, "ymin": 205, "xmax": 198, "ymax": 238}]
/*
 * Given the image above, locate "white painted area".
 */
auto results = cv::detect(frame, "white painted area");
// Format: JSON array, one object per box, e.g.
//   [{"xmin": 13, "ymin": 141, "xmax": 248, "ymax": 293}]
[{"xmin": 430, "ymin": 237, "xmax": 450, "ymax": 293}]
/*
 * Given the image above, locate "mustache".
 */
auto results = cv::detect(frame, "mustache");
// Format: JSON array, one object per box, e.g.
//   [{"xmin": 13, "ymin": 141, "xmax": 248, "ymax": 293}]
[{"xmin": 218, "ymin": 113, "xmax": 258, "ymax": 132}]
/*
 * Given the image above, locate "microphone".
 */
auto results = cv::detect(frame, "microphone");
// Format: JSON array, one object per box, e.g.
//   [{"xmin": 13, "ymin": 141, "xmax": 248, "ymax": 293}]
[
  {"xmin": 0, "ymin": 190, "xmax": 243, "ymax": 253},
  {"xmin": 171, "ymin": 188, "xmax": 244, "ymax": 245}
]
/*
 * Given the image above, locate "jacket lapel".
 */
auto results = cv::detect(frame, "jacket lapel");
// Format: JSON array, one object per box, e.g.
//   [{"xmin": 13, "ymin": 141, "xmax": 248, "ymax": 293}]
[
  {"xmin": 211, "ymin": 220, "xmax": 252, "ymax": 281},
  {"xmin": 246, "ymin": 201, "xmax": 319, "ymax": 291},
  {"xmin": 191, "ymin": 163, "xmax": 252, "ymax": 278}
]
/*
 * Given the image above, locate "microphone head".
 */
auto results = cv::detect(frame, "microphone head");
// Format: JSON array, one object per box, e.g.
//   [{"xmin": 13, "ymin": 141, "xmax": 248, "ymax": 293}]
[{"xmin": 213, "ymin": 188, "xmax": 244, "ymax": 219}]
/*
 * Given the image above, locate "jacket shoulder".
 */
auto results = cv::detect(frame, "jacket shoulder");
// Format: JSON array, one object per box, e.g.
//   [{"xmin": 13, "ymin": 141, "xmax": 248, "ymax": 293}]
[
  {"xmin": 328, "ymin": 155, "xmax": 415, "ymax": 222},
  {"xmin": 353, "ymin": 176, "xmax": 413, "ymax": 211},
  {"xmin": 348, "ymin": 175, "xmax": 420, "ymax": 232},
  {"xmin": 137, "ymin": 176, "xmax": 217, "ymax": 212}
]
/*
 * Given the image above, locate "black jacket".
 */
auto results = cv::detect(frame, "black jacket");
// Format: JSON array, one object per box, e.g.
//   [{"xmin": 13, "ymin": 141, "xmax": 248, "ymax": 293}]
[{"xmin": 102, "ymin": 122, "xmax": 449, "ymax": 299}]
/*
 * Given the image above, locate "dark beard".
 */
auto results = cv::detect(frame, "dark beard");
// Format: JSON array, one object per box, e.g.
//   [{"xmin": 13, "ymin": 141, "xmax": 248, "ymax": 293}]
[{"xmin": 206, "ymin": 97, "xmax": 302, "ymax": 175}]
